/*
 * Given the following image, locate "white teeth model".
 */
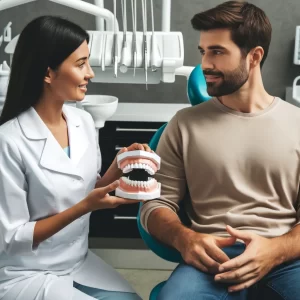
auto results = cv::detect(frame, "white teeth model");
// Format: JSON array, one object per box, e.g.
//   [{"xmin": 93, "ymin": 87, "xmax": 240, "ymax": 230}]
[
  {"xmin": 122, "ymin": 163, "xmax": 155, "ymax": 175},
  {"xmin": 122, "ymin": 176, "xmax": 155, "ymax": 188},
  {"xmin": 122, "ymin": 165, "xmax": 132, "ymax": 173}
]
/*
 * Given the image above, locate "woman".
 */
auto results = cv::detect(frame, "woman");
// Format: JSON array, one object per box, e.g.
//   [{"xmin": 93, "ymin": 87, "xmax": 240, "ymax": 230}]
[{"xmin": 0, "ymin": 16, "xmax": 147, "ymax": 300}]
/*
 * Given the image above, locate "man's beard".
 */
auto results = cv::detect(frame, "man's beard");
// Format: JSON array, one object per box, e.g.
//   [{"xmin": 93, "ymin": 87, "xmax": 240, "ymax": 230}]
[{"xmin": 204, "ymin": 59, "xmax": 249, "ymax": 97}]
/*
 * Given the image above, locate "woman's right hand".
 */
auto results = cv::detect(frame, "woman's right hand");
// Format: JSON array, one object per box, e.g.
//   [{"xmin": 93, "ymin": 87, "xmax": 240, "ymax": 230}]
[{"xmin": 83, "ymin": 180, "xmax": 140, "ymax": 211}]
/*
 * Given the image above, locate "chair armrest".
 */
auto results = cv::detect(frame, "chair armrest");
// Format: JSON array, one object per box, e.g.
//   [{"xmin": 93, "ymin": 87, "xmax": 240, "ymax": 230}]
[{"xmin": 137, "ymin": 203, "xmax": 182, "ymax": 263}]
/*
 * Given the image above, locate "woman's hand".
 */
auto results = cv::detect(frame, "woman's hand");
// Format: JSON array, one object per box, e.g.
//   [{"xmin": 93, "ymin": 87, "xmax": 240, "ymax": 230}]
[
  {"xmin": 84, "ymin": 180, "xmax": 140, "ymax": 211},
  {"xmin": 117, "ymin": 143, "xmax": 153, "ymax": 156}
]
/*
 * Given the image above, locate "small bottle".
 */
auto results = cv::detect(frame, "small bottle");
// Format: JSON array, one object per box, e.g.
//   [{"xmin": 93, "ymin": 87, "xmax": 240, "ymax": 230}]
[{"xmin": 0, "ymin": 61, "xmax": 10, "ymax": 98}]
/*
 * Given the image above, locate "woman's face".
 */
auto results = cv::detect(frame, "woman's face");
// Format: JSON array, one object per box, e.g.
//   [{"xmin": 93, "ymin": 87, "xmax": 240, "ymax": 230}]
[{"xmin": 47, "ymin": 40, "xmax": 95, "ymax": 102}]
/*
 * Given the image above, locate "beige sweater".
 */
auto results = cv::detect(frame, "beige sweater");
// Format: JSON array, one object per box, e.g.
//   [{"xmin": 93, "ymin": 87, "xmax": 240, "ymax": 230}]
[{"xmin": 140, "ymin": 97, "xmax": 300, "ymax": 238}]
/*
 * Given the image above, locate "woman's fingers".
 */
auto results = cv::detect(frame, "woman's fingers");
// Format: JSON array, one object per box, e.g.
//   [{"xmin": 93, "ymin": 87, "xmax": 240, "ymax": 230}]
[{"xmin": 126, "ymin": 143, "xmax": 152, "ymax": 152}]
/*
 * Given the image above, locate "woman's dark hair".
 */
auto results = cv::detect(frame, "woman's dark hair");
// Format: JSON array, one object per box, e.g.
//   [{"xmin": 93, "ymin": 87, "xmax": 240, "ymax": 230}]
[
  {"xmin": 191, "ymin": 1, "xmax": 272, "ymax": 68},
  {"xmin": 0, "ymin": 16, "xmax": 89, "ymax": 125}
]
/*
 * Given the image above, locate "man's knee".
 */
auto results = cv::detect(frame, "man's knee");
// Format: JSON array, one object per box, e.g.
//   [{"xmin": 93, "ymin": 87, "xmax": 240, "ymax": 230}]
[
  {"xmin": 111, "ymin": 292, "xmax": 142, "ymax": 300},
  {"xmin": 157, "ymin": 284, "xmax": 219, "ymax": 300},
  {"xmin": 259, "ymin": 259, "xmax": 300, "ymax": 300},
  {"xmin": 157, "ymin": 264, "xmax": 226, "ymax": 300},
  {"xmin": 75, "ymin": 288, "xmax": 141, "ymax": 300},
  {"xmin": 99, "ymin": 293, "xmax": 141, "ymax": 300}
]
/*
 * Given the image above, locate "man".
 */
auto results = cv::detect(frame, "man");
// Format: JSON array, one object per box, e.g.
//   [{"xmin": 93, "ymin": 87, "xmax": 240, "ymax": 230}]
[{"xmin": 140, "ymin": 1, "xmax": 300, "ymax": 299}]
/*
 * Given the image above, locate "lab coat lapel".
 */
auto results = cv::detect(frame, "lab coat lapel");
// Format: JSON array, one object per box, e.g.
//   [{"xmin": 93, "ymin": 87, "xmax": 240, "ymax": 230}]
[
  {"xmin": 40, "ymin": 132, "xmax": 81, "ymax": 177},
  {"xmin": 18, "ymin": 106, "xmax": 88, "ymax": 178}
]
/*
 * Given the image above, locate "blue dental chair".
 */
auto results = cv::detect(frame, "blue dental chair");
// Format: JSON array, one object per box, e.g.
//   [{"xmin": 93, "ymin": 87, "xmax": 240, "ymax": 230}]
[{"xmin": 136, "ymin": 64, "xmax": 211, "ymax": 299}]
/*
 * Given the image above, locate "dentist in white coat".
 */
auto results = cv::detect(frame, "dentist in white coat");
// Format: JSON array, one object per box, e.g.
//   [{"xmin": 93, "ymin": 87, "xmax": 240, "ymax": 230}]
[{"xmin": 0, "ymin": 16, "xmax": 149, "ymax": 300}]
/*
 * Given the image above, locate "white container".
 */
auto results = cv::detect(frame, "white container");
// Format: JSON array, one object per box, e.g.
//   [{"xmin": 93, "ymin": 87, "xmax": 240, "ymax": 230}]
[
  {"xmin": 293, "ymin": 76, "xmax": 300, "ymax": 105},
  {"xmin": 0, "ymin": 61, "xmax": 10, "ymax": 97},
  {"xmin": 81, "ymin": 95, "xmax": 118, "ymax": 128},
  {"xmin": 0, "ymin": 99, "xmax": 4, "ymax": 116}
]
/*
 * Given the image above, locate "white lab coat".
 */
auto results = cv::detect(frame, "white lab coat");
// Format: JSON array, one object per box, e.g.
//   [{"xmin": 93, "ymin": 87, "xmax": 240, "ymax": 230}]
[{"xmin": 0, "ymin": 106, "xmax": 135, "ymax": 300}]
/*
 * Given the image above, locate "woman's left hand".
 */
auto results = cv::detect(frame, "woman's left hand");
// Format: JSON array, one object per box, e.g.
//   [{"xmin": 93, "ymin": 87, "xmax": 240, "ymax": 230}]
[{"xmin": 118, "ymin": 143, "xmax": 153, "ymax": 155}]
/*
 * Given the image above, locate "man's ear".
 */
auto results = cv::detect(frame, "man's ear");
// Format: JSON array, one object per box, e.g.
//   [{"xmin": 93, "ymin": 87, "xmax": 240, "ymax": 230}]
[
  {"xmin": 250, "ymin": 46, "xmax": 264, "ymax": 68},
  {"xmin": 44, "ymin": 67, "xmax": 53, "ymax": 84}
]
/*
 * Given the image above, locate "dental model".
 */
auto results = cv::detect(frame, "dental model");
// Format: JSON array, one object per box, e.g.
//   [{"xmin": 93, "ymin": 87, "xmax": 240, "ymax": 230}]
[{"xmin": 115, "ymin": 150, "xmax": 161, "ymax": 200}]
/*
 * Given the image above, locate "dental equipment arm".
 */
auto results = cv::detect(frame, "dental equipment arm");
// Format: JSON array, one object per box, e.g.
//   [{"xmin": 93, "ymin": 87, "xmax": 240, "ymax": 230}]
[
  {"xmin": 2, "ymin": 0, "xmax": 184, "ymax": 85},
  {"xmin": 150, "ymin": 0, "xmax": 157, "ymax": 71},
  {"xmin": 94, "ymin": 0, "xmax": 104, "ymax": 31},
  {"xmin": 113, "ymin": 0, "xmax": 118, "ymax": 77},
  {"xmin": 131, "ymin": 0, "xmax": 137, "ymax": 76},
  {"xmin": 50, "ymin": 0, "xmax": 119, "ymax": 31},
  {"xmin": 141, "ymin": 0, "xmax": 148, "ymax": 89},
  {"xmin": 0, "ymin": 0, "xmax": 119, "ymax": 32},
  {"xmin": 120, "ymin": 0, "xmax": 131, "ymax": 73},
  {"xmin": 0, "ymin": 0, "xmax": 35, "ymax": 10}
]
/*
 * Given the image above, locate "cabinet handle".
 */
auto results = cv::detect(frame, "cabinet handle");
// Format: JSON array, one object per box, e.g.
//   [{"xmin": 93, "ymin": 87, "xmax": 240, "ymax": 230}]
[
  {"xmin": 113, "ymin": 215, "xmax": 137, "ymax": 220},
  {"xmin": 115, "ymin": 146, "xmax": 124, "ymax": 151},
  {"xmin": 116, "ymin": 127, "xmax": 157, "ymax": 133}
]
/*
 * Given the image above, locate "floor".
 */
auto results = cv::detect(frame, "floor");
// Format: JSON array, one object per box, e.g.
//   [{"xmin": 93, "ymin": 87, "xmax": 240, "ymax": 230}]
[{"xmin": 116, "ymin": 269, "xmax": 172, "ymax": 300}]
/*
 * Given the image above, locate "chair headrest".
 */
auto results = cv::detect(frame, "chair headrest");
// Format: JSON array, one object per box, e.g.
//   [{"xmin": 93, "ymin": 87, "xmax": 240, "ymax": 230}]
[{"xmin": 187, "ymin": 64, "xmax": 212, "ymax": 106}]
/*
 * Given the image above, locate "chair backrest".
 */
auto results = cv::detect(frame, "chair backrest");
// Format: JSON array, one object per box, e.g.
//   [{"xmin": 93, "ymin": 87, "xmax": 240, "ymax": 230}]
[
  {"xmin": 137, "ymin": 64, "xmax": 211, "ymax": 263},
  {"xmin": 137, "ymin": 124, "xmax": 183, "ymax": 262},
  {"xmin": 148, "ymin": 123, "xmax": 168, "ymax": 150}
]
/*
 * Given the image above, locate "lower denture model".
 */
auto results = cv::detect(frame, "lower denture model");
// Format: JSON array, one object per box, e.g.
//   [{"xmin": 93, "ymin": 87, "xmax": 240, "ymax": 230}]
[{"xmin": 115, "ymin": 150, "xmax": 161, "ymax": 200}]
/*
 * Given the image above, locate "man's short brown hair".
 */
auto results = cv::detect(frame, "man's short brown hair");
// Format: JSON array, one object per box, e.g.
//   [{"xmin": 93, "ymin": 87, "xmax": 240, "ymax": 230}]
[{"xmin": 191, "ymin": 1, "xmax": 272, "ymax": 67}]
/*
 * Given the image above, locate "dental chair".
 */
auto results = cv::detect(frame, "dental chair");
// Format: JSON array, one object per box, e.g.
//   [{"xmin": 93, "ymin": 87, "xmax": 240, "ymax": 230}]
[{"xmin": 136, "ymin": 64, "xmax": 211, "ymax": 300}]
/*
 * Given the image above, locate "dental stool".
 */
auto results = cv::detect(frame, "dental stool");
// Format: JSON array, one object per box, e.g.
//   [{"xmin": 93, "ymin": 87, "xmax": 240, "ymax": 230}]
[{"xmin": 136, "ymin": 64, "xmax": 211, "ymax": 300}]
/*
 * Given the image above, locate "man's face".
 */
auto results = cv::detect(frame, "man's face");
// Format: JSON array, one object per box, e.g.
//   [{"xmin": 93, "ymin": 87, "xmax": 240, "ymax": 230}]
[{"xmin": 199, "ymin": 29, "xmax": 249, "ymax": 97}]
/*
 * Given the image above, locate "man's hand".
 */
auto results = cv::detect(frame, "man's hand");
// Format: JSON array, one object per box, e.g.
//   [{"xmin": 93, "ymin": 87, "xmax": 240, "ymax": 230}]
[
  {"xmin": 177, "ymin": 230, "xmax": 236, "ymax": 274},
  {"xmin": 214, "ymin": 225, "xmax": 280, "ymax": 292}
]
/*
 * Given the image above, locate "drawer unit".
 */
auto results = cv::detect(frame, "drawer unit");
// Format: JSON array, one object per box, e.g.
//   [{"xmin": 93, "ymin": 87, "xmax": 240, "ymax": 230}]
[
  {"xmin": 89, "ymin": 204, "xmax": 140, "ymax": 238},
  {"xmin": 89, "ymin": 120, "xmax": 166, "ymax": 238}
]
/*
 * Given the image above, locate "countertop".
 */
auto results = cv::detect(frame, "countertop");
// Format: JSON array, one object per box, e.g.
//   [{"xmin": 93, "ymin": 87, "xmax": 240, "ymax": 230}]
[
  {"xmin": 107, "ymin": 102, "xmax": 190, "ymax": 122},
  {"xmin": 70, "ymin": 101, "xmax": 191, "ymax": 122}
]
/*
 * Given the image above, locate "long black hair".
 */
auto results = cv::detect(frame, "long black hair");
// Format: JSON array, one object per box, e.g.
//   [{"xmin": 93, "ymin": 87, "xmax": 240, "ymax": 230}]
[{"xmin": 0, "ymin": 16, "xmax": 89, "ymax": 125}]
